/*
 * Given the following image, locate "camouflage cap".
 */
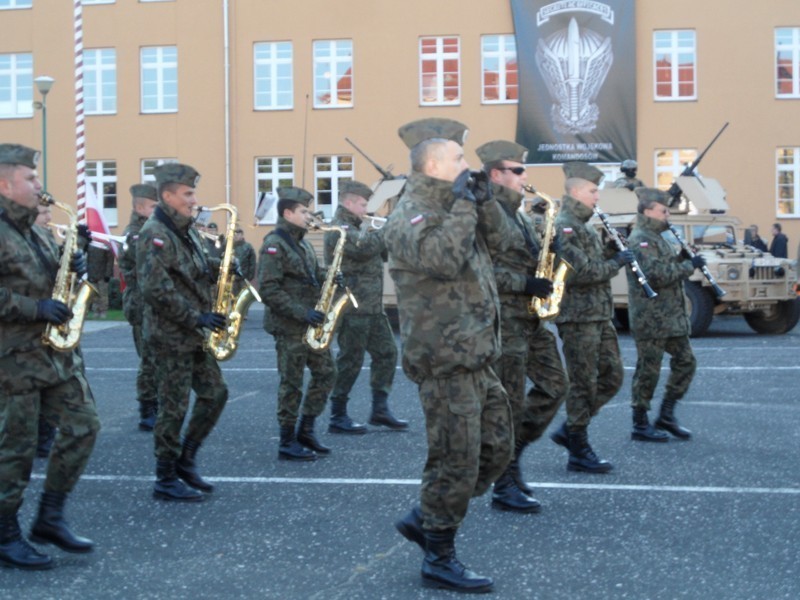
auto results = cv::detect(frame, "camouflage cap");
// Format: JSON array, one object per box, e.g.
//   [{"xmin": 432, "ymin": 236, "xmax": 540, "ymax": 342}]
[
  {"xmin": 635, "ymin": 186, "xmax": 671, "ymax": 207},
  {"xmin": 475, "ymin": 140, "xmax": 528, "ymax": 165},
  {"xmin": 153, "ymin": 163, "xmax": 201, "ymax": 188},
  {"xmin": 562, "ymin": 161, "xmax": 603, "ymax": 185},
  {"xmin": 0, "ymin": 144, "xmax": 40, "ymax": 169},
  {"xmin": 339, "ymin": 180, "xmax": 373, "ymax": 201},
  {"xmin": 277, "ymin": 186, "xmax": 313, "ymax": 206},
  {"xmin": 397, "ymin": 118, "xmax": 469, "ymax": 150},
  {"xmin": 130, "ymin": 183, "xmax": 157, "ymax": 200}
]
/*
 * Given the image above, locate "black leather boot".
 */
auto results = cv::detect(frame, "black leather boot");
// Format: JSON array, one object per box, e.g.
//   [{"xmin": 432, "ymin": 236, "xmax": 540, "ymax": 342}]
[
  {"xmin": 394, "ymin": 505, "xmax": 425, "ymax": 551},
  {"xmin": 550, "ymin": 420, "xmax": 568, "ymax": 449},
  {"xmin": 508, "ymin": 438, "xmax": 533, "ymax": 495},
  {"xmin": 632, "ymin": 407, "xmax": 669, "ymax": 443},
  {"xmin": 491, "ymin": 470, "xmax": 541, "ymax": 513},
  {"xmin": 421, "ymin": 529, "xmax": 494, "ymax": 593},
  {"xmin": 567, "ymin": 428, "xmax": 614, "ymax": 473},
  {"xmin": 138, "ymin": 400, "xmax": 157, "ymax": 432},
  {"xmin": 176, "ymin": 438, "xmax": 214, "ymax": 492},
  {"xmin": 656, "ymin": 397, "xmax": 692, "ymax": 440},
  {"xmin": 0, "ymin": 513, "xmax": 52, "ymax": 570},
  {"xmin": 328, "ymin": 398, "xmax": 367, "ymax": 434},
  {"xmin": 29, "ymin": 491, "xmax": 94, "ymax": 553},
  {"xmin": 278, "ymin": 425, "xmax": 316, "ymax": 461},
  {"xmin": 297, "ymin": 415, "xmax": 331, "ymax": 455},
  {"xmin": 36, "ymin": 416, "xmax": 56, "ymax": 458},
  {"xmin": 153, "ymin": 460, "xmax": 204, "ymax": 502},
  {"xmin": 369, "ymin": 391, "xmax": 409, "ymax": 431}
]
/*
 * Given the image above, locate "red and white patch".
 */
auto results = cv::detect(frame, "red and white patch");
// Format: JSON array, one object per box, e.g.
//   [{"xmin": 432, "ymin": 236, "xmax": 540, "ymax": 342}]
[
  {"xmin": 562, "ymin": 227, "xmax": 574, "ymax": 234},
  {"xmin": 342, "ymin": 224, "xmax": 350, "ymax": 230},
  {"xmin": 266, "ymin": 247, "xmax": 278, "ymax": 255},
  {"xmin": 410, "ymin": 214, "xmax": 424, "ymax": 225},
  {"xmin": 152, "ymin": 238, "xmax": 164, "ymax": 248},
  {"xmin": 132, "ymin": 235, "xmax": 139, "ymax": 241},
  {"xmin": 639, "ymin": 242, "xmax": 649, "ymax": 248}
]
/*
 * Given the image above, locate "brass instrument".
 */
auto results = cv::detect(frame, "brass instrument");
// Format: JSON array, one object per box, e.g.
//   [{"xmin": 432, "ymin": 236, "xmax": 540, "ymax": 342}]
[
  {"xmin": 305, "ymin": 214, "xmax": 358, "ymax": 351},
  {"xmin": 51, "ymin": 223, "xmax": 129, "ymax": 251},
  {"xmin": 198, "ymin": 204, "xmax": 262, "ymax": 361},
  {"xmin": 40, "ymin": 192, "xmax": 98, "ymax": 351},
  {"xmin": 667, "ymin": 222, "xmax": 726, "ymax": 297},
  {"xmin": 523, "ymin": 185, "xmax": 572, "ymax": 320}
]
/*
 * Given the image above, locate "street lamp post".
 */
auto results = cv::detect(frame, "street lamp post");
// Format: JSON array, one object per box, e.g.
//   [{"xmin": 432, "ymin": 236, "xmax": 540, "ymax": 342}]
[{"xmin": 33, "ymin": 76, "xmax": 55, "ymax": 190}]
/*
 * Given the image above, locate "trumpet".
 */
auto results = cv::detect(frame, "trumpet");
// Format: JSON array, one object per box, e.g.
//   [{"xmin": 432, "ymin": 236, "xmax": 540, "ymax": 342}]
[
  {"xmin": 364, "ymin": 215, "xmax": 387, "ymax": 230},
  {"xmin": 50, "ymin": 223, "xmax": 129, "ymax": 251}
]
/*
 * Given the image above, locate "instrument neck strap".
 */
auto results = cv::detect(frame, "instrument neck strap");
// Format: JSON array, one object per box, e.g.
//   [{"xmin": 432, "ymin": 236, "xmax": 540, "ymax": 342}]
[{"xmin": 272, "ymin": 227, "xmax": 319, "ymax": 288}]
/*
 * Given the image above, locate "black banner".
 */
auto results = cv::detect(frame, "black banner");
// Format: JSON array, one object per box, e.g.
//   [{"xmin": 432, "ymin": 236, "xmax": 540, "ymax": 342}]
[{"xmin": 511, "ymin": 0, "xmax": 636, "ymax": 164}]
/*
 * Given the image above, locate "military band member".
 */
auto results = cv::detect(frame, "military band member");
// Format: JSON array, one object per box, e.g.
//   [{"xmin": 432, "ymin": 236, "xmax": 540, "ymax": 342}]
[
  {"xmin": 613, "ymin": 159, "xmax": 645, "ymax": 191},
  {"xmin": 627, "ymin": 187, "xmax": 700, "ymax": 441},
  {"xmin": 551, "ymin": 162, "xmax": 633, "ymax": 473},
  {"xmin": 0, "ymin": 144, "xmax": 101, "ymax": 569},
  {"xmin": 257, "ymin": 187, "xmax": 336, "ymax": 461},
  {"xmin": 324, "ymin": 180, "xmax": 408, "ymax": 434},
  {"xmin": 387, "ymin": 119, "xmax": 511, "ymax": 593},
  {"xmin": 118, "ymin": 183, "xmax": 159, "ymax": 431},
  {"xmin": 477, "ymin": 140, "xmax": 568, "ymax": 513},
  {"xmin": 137, "ymin": 164, "xmax": 229, "ymax": 502},
  {"xmin": 86, "ymin": 240, "xmax": 114, "ymax": 319},
  {"xmin": 232, "ymin": 225, "xmax": 257, "ymax": 299}
]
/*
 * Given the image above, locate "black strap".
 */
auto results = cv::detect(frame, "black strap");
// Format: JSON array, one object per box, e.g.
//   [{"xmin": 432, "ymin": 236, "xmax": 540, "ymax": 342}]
[
  {"xmin": 272, "ymin": 228, "xmax": 319, "ymax": 287},
  {"xmin": 0, "ymin": 209, "xmax": 58, "ymax": 278}
]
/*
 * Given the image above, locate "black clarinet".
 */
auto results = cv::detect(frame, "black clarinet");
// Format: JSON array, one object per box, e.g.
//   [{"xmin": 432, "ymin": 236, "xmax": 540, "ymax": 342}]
[
  {"xmin": 594, "ymin": 207, "xmax": 658, "ymax": 299},
  {"xmin": 668, "ymin": 222, "xmax": 726, "ymax": 297}
]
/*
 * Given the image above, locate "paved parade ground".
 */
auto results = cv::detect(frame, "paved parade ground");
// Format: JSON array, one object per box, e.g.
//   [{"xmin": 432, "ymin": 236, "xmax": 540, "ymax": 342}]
[{"xmin": 2, "ymin": 305, "xmax": 798, "ymax": 599}]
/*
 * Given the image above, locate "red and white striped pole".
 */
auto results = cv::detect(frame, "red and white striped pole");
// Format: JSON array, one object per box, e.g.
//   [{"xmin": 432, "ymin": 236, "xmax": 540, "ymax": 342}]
[{"xmin": 74, "ymin": 0, "xmax": 86, "ymax": 224}]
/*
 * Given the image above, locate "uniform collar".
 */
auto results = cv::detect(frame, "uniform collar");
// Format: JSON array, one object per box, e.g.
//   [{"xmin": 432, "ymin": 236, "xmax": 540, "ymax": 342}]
[{"xmin": 0, "ymin": 194, "xmax": 38, "ymax": 230}]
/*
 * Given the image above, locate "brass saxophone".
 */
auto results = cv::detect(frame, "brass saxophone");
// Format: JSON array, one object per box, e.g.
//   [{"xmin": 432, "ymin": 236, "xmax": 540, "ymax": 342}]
[
  {"xmin": 305, "ymin": 215, "xmax": 358, "ymax": 351},
  {"xmin": 524, "ymin": 185, "xmax": 571, "ymax": 320},
  {"xmin": 199, "ymin": 204, "xmax": 262, "ymax": 361},
  {"xmin": 40, "ymin": 192, "xmax": 98, "ymax": 351}
]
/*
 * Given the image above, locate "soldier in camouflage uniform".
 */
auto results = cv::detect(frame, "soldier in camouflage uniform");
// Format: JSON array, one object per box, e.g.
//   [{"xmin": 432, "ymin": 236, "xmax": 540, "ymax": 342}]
[
  {"xmin": 0, "ymin": 144, "xmax": 101, "ymax": 570},
  {"xmin": 232, "ymin": 226, "xmax": 257, "ymax": 298},
  {"xmin": 202, "ymin": 221, "xmax": 222, "ymax": 260},
  {"xmin": 627, "ymin": 187, "xmax": 700, "ymax": 441},
  {"xmin": 87, "ymin": 241, "xmax": 114, "ymax": 319},
  {"xmin": 476, "ymin": 140, "xmax": 568, "ymax": 514},
  {"xmin": 551, "ymin": 162, "xmax": 634, "ymax": 473},
  {"xmin": 324, "ymin": 180, "xmax": 408, "ymax": 435},
  {"xmin": 137, "ymin": 163, "xmax": 229, "ymax": 503},
  {"xmin": 613, "ymin": 159, "xmax": 645, "ymax": 191},
  {"xmin": 118, "ymin": 184, "xmax": 159, "ymax": 431},
  {"xmin": 258, "ymin": 186, "xmax": 336, "ymax": 462},
  {"xmin": 387, "ymin": 119, "xmax": 511, "ymax": 594}
]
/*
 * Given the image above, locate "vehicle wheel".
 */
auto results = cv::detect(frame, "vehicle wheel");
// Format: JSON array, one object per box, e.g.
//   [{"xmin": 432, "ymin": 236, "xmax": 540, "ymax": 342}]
[
  {"xmin": 612, "ymin": 308, "xmax": 629, "ymax": 331},
  {"xmin": 684, "ymin": 281, "xmax": 714, "ymax": 337},
  {"xmin": 743, "ymin": 298, "xmax": 800, "ymax": 334}
]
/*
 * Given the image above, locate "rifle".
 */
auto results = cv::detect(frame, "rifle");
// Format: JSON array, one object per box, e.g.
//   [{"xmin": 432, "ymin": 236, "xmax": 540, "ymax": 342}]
[
  {"xmin": 345, "ymin": 137, "xmax": 396, "ymax": 181},
  {"xmin": 668, "ymin": 122, "xmax": 729, "ymax": 207}
]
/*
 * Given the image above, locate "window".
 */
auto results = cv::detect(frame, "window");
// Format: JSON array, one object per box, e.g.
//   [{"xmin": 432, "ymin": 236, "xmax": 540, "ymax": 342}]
[
  {"xmin": 777, "ymin": 147, "xmax": 800, "ymax": 217},
  {"xmin": 314, "ymin": 155, "xmax": 353, "ymax": 220},
  {"xmin": 313, "ymin": 40, "xmax": 353, "ymax": 108},
  {"xmin": 0, "ymin": 0, "xmax": 32, "ymax": 8},
  {"xmin": 655, "ymin": 149, "xmax": 698, "ymax": 191},
  {"xmin": 776, "ymin": 28, "xmax": 800, "ymax": 98},
  {"xmin": 481, "ymin": 34, "xmax": 518, "ymax": 104},
  {"xmin": 420, "ymin": 36, "xmax": 460, "ymax": 105},
  {"xmin": 0, "ymin": 52, "xmax": 33, "ymax": 119},
  {"xmin": 255, "ymin": 157, "xmax": 294, "ymax": 224},
  {"xmin": 84, "ymin": 49, "xmax": 116, "ymax": 115},
  {"xmin": 86, "ymin": 160, "xmax": 118, "ymax": 227},
  {"xmin": 140, "ymin": 46, "xmax": 177, "ymax": 113},
  {"xmin": 141, "ymin": 158, "xmax": 177, "ymax": 183},
  {"xmin": 254, "ymin": 42, "xmax": 293, "ymax": 110},
  {"xmin": 654, "ymin": 30, "xmax": 696, "ymax": 100}
]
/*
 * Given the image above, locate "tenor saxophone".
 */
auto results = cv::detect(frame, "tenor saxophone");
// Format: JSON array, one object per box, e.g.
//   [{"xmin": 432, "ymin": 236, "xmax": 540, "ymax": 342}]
[
  {"xmin": 40, "ymin": 193, "xmax": 98, "ymax": 351},
  {"xmin": 199, "ymin": 204, "xmax": 262, "ymax": 361}
]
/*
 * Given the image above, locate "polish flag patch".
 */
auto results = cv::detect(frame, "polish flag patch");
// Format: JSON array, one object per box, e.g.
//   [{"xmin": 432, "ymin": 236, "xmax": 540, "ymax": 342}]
[
  {"xmin": 410, "ymin": 214, "xmax": 424, "ymax": 225},
  {"xmin": 639, "ymin": 242, "xmax": 649, "ymax": 248},
  {"xmin": 562, "ymin": 227, "xmax": 574, "ymax": 234},
  {"xmin": 132, "ymin": 235, "xmax": 139, "ymax": 241},
  {"xmin": 152, "ymin": 238, "xmax": 164, "ymax": 248},
  {"xmin": 266, "ymin": 247, "xmax": 278, "ymax": 255}
]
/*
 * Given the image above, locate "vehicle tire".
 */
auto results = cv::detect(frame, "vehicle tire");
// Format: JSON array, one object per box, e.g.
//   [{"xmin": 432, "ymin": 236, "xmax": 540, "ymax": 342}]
[
  {"xmin": 612, "ymin": 308, "xmax": 629, "ymax": 331},
  {"xmin": 684, "ymin": 281, "xmax": 714, "ymax": 337},
  {"xmin": 743, "ymin": 298, "xmax": 800, "ymax": 334}
]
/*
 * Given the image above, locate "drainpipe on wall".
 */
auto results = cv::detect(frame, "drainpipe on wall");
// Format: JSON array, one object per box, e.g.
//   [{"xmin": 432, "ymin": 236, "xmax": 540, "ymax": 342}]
[{"xmin": 223, "ymin": 0, "xmax": 231, "ymax": 204}]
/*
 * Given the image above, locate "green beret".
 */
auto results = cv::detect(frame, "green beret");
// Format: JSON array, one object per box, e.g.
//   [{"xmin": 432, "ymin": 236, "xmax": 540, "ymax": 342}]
[
  {"xmin": 130, "ymin": 183, "xmax": 157, "ymax": 200},
  {"xmin": 0, "ymin": 144, "xmax": 40, "ymax": 169},
  {"xmin": 476, "ymin": 140, "xmax": 529, "ymax": 165},
  {"xmin": 277, "ymin": 186, "xmax": 313, "ymax": 206},
  {"xmin": 339, "ymin": 180, "xmax": 373, "ymax": 201},
  {"xmin": 154, "ymin": 163, "xmax": 201, "ymax": 188},
  {"xmin": 635, "ymin": 186, "xmax": 671, "ymax": 207},
  {"xmin": 398, "ymin": 118, "xmax": 469, "ymax": 150},
  {"xmin": 562, "ymin": 161, "xmax": 603, "ymax": 185}
]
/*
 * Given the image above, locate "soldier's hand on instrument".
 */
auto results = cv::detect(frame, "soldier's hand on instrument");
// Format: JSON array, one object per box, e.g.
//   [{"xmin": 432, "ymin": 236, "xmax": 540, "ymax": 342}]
[
  {"xmin": 690, "ymin": 254, "xmax": 707, "ymax": 269},
  {"xmin": 231, "ymin": 257, "xmax": 244, "ymax": 278},
  {"xmin": 304, "ymin": 309, "xmax": 326, "ymax": 326},
  {"xmin": 70, "ymin": 250, "xmax": 88, "ymax": 278},
  {"xmin": 36, "ymin": 299, "xmax": 72, "ymax": 325},
  {"xmin": 525, "ymin": 277, "xmax": 554, "ymax": 299},
  {"xmin": 452, "ymin": 169, "xmax": 477, "ymax": 204},
  {"xmin": 549, "ymin": 234, "xmax": 561, "ymax": 254},
  {"xmin": 77, "ymin": 224, "xmax": 92, "ymax": 245},
  {"xmin": 468, "ymin": 170, "xmax": 493, "ymax": 205},
  {"xmin": 614, "ymin": 249, "xmax": 635, "ymax": 266},
  {"xmin": 197, "ymin": 311, "xmax": 227, "ymax": 332},
  {"xmin": 333, "ymin": 272, "xmax": 345, "ymax": 288}
]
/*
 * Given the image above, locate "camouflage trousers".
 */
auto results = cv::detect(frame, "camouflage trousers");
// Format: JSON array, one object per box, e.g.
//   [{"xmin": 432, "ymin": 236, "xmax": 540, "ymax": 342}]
[
  {"xmin": 90, "ymin": 280, "xmax": 109, "ymax": 314},
  {"xmin": 274, "ymin": 335, "xmax": 336, "ymax": 428},
  {"xmin": 419, "ymin": 365, "xmax": 512, "ymax": 531},
  {"xmin": 632, "ymin": 335, "xmax": 697, "ymax": 411},
  {"xmin": 153, "ymin": 347, "xmax": 228, "ymax": 461},
  {"xmin": 132, "ymin": 324, "xmax": 158, "ymax": 406},
  {"xmin": 331, "ymin": 313, "xmax": 397, "ymax": 402},
  {"xmin": 495, "ymin": 319, "xmax": 568, "ymax": 445},
  {"xmin": 0, "ymin": 354, "xmax": 100, "ymax": 514},
  {"xmin": 557, "ymin": 320, "xmax": 623, "ymax": 430}
]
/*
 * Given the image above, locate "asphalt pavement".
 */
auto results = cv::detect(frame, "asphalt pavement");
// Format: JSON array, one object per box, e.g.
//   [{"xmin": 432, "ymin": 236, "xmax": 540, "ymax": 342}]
[{"xmin": 2, "ymin": 305, "xmax": 798, "ymax": 600}]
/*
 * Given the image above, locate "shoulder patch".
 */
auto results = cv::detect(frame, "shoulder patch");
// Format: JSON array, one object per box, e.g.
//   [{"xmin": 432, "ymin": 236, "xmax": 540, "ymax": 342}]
[
  {"xmin": 562, "ymin": 227, "xmax": 573, "ymax": 234},
  {"xmin": 266, "ymin": 246, "xmax": 278, "ymax": 255},
  {"xmin": 410, "ymin": 214, "xmax": 424, "ymax": 225},
  {"xmin": 639, "ymin": 241, "xmax": 649, "ymax": 248},
  {"xmin": 152, "ymin": 238, "xmax": 164, "ymax": 248}
]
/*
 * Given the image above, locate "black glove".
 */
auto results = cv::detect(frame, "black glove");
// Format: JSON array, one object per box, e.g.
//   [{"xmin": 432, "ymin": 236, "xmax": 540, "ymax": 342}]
[
  {"xmin": 333, "ymin": 272, "xmax": 345, "ymax": 288},
  {"xmin": 70, "ymin": 250, "xmax": 88, "ymax": 278},
  {"xmin": 549, "ymin": 234, "xmax": 561, "ymax": 255},
  {"xmin": 36, "ymin": 299, "xmax": 72, "ymax": 325},
  {"xmin": 524, "ymin": 277, "xmax": 554, "ymax": 299},
  {"xmin": 304, "ymin": 309, "xmax": 326, "ymax": 326},
  {"xmin": 691, "ymin": 254, "xmax": 707, "ymax": 269},
  {"xmin": 468, "ymin": 170, "xmax": 493, "ymax": 205},
  {"xmin": 452, "ymin": 169, "xmax": 476, "ymax": 203},
  {"xmin": 196, "ymin": 312, "xmax": 227, "ymax": 332},
  {"xmin": 614, "ymin": 250, "xmax": 635, "ymax": 266},
  {"xmin": 77, "ymin": 224, "xmax": 92, "ymax": 245}
]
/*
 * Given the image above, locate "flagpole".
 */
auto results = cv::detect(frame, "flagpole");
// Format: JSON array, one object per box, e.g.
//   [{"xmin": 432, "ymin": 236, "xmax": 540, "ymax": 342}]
[{"xmin": 74, "ymin": 0, "xmax": 87, "ymax": 224}]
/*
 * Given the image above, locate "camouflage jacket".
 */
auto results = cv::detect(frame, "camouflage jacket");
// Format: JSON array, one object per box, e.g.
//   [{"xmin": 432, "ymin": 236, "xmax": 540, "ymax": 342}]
[
  {"xmin": 233, "ymin": 239, "xmax": 257, "ymax": 281},
  {"xmin": 555, "ymin": 195, "xmax": 621, "ymax": 324},
  {"xmin": 137, "ymin": 202, "xmax": 216, "ymax": 351},
  {"xmin": 383, "ymin": 171, "xmax": 503, "ymax": 383},
  {"xmin": 119, "ymin": 211, "xmax": 148, "ymax": 325},
  {"xmin": 323, "ymin": 204, "xmax": 386, "ymax": 315},
  {"xmin": 613, "ymin": 176, "xmax": 645, "ymax": 190},
  {"xmin": 627, "ymin": 213, "xmax": 693, "ymax": 340},
  {"xmin": 87, "ymin": 243, "xmax": 114, "ymax": 283},
  {"xmin": 258, "ymin": 217, "xmax": 325, "ymax": 337}
]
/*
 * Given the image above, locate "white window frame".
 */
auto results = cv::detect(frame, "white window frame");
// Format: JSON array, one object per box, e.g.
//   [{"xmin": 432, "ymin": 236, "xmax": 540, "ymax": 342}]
[
  {"xmin": 419, "ymin": 36, "xmax": 461, "ymax": 106},
  {"xmin": 313, "ymin": 39, "xmax": 353, "ymax": 109},
  {"xmin": 86, "ymin": 160, "xmax": 118, "ymax": 227},
  {"xmin": 776, "ymin": 147, "xmax": 800, "ymax": 218},
  {"xmin": 481, "ymin": 34, "xmax": 518, "ymax": 105},
  {"xmin": 141, "ymin": 158, "xmax": 177, "ymax": 183},
  {"xmin": 314, "ymin": 155, "xmax": 353, "ymax": 220},
  {"xmin": 254, "ymin": 41, "xmax": 293, "ymax": 110},
  {"xmin": 82, "ymin": 0, "xmax": 115, "ymax": 5},
  {"xmin": 776, "ymin": 28, "xmax": 800, "ymax": 98},
  {"xmin": 654, "ymin": 149, "xmax": 698, "ymax": 192},
  {"xmin": 0, "ymin": 52, "xmax": 33, "ymax": 119},
  {"xmin": 140, "ymin": 46, "xmax": 177, "ymax": 114},
  {"xmin": 84, "ymin": 48, "xmax": 117, "ymax": 115},
  {"xmin": 653, "ymin": 30, "xmax": 697, "ymax": 101},
  {"xmin": 255, "ymin": 156, "xmax": 295, "ymax": 224},
  {"xmin": 0, "ymin": 0, "xmax": 32, "ymax": 9}
]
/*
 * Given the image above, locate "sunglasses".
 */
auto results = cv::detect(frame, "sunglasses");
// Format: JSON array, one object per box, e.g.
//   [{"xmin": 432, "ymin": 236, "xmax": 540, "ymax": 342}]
[{"xmin": 497, "ymin": 166, "xmax": 526, "ymax": 175}]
